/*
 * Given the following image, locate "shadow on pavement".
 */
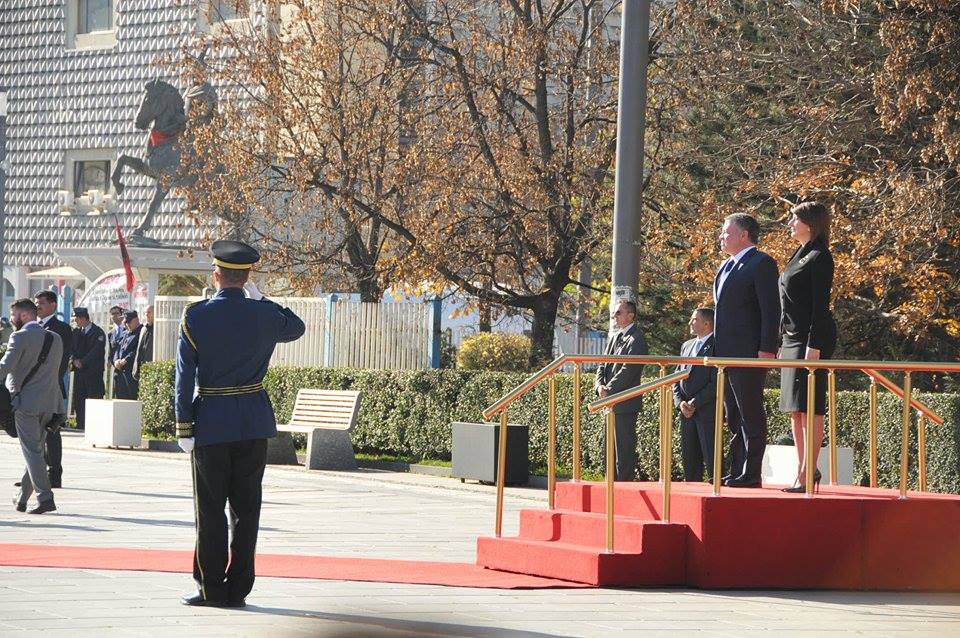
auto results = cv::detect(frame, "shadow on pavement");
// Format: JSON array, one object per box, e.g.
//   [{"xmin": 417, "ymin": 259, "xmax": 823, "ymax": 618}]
[
  {"xmin": 0, "ymin": 520, "xmax": 106, "ymax": 532},
  {"xmin": 239, "ymin": 606, "xmax": 574, "ymax": 638}
]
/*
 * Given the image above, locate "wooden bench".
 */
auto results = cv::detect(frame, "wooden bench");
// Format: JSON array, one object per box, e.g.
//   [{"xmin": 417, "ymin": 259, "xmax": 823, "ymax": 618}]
[{"xmin": 266, "ymin": 389, "xmax": 362, "ymax": 470}]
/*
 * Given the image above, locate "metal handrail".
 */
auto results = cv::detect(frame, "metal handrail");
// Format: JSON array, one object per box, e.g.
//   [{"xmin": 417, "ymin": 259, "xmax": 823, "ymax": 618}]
[
  {"xmin": 484, "ymin": 352, "xmax": 957, "ymax": 549},
  {"xmin": 482, "ymin": 356, "xmax": 566, "ymax": 419},
  {"xmin": 866, "ymin": 369, "xmax": 944, "ymax": 425},
  {"xmin": 587, "ymin": 370, "xmax": 689, "ymax": 413}
]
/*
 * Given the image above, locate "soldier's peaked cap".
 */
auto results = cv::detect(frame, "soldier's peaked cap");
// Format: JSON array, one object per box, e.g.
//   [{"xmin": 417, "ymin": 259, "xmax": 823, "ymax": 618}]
[{"xmin": 211, "ymin": 240, "xmax": 260, "ymax": 270}]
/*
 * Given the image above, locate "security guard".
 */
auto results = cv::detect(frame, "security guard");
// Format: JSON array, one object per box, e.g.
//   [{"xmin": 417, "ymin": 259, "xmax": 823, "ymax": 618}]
[
  {"xmin": 70, "ymin": 307, "xmax": 107, "ymax": 429},
  {"xmin": 176, "ymin": 240, "xmax": 305, "ymax": 608}
]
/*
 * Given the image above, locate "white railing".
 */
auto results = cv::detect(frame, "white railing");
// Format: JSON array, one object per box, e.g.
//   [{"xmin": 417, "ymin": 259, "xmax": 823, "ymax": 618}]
[{"xmin": 154, "ymin": 295, "xmax": 430, "ymax": 370}]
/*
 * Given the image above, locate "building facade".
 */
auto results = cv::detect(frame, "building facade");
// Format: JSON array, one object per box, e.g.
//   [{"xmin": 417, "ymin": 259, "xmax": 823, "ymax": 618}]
[{"xmin": 0, "ymin": 1, "xmax": 250, "ymax": 302}]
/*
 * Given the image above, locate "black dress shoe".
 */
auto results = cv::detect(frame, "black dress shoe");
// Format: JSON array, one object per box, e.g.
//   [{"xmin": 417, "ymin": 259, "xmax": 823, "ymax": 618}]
[
  {"xmin": 12, "ymin": 497, "xmax": 25, "ymax": 513},
  {"xmin": 13, "ymin": 481, "xmax": 21, "ymax": 487},
  {"xmin": 224, "ymin": 599, "xmax": 246, "ymax": 608},
  {"xmin": 49, "ymin": 478, "xmax": 62, "ymax": 489},
  {"xmin": 180, "ymin": 591, "xmax": 226, "ymax": 607},
  {"xmin": 726, "ymin": 476, "xmax": 762, "ymax": 488},
  {"xmin": 28, "ymin": 500, "xmax": 56, "ymax": 514}
]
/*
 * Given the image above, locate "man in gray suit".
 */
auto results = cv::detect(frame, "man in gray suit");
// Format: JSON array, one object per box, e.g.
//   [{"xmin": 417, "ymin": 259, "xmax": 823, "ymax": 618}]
[
  {"xmin": 2, "ymin": 299, "xmax": 64, "ymax": 514},
  {"xmin": 595, "ymin": 300, "xmax": 649, "ymax": 481}
]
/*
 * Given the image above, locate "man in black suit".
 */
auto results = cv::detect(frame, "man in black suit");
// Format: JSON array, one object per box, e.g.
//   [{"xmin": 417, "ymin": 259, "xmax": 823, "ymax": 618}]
[
  {"xmin": 133, "ymin": 304, "xmax": 153, "ymax": 381},
  {"xmin": 595, "ymin": 300, "xmax": 649, "ymax": 481},
  {"xmin": 34, "ymin": 290, "xmax": 73, "ymax": 488},
  {"xmin": 713, "ymin": 213, "xmax": 781, "ymax": 488},
  {"xmin": 674, "ymin": 307, "xmax": 717, "ymax": 482},
  {"xmin": 107, "ymin": 305, "xmax": 126, "ymax": 397},
  {"xmin": 113, "ymin": 311, "xmax": 143, "ymax": 400},
  {"xmin": 71, "ymin": 307, "xmax": 106, "ymax": 430}
]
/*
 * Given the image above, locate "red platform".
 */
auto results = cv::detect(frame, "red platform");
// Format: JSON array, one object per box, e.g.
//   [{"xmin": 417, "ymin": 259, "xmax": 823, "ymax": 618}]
[{"xmin": 477, "ymin": 481, "xmax": 960, "ymax": 590}]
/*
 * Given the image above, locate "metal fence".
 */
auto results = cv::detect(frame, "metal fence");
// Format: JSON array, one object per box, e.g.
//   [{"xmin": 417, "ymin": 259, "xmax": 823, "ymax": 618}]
[{"xmin": 153, "ymin": 295, "xmax": 431, "ymax": 370}]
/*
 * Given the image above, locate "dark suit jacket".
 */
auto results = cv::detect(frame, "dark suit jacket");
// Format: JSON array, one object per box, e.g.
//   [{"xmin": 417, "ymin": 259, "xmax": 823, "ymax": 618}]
[
  {"xmin": 779, "ymin": 238, "xmax": 834, "ymax": 349},
  {"xmin": 72, "ymin": 323, "xmax": 107, "ymax": 387},
  {"xmin": 595, "ymin": 323, "xmax": 649, "ymax": 414},
  {"xmin": 673, "ymin": 335, "xmax": 716, "ymax": 424},
  {"xmin": 713, "ymin": 247, "xmax": 781, "ymax": 357},
  {"xmin": 43, "ymin": 315, "xmax": 73, "ymax": 398},
  {"xmin": 134, "ymin": 324, "xmax": 153, "ymax": 378},
  {"xmin": 116, "ymin": 324, "xmax": 143, "ymax": 370}
]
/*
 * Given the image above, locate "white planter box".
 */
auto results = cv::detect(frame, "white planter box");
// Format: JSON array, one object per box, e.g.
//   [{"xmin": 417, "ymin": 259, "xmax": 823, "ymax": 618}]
[
  {"xmin": 762, "ymin": 444, "xmax": 854, "ymax": 486},
  {"xmin": 84, "ymin": 399, "xmax": 143, "ymax": 448}
]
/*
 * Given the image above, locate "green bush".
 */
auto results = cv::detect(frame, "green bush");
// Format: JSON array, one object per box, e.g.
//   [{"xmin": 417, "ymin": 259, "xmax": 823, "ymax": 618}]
[
  {"xmin": 139, "ymin": 361, "xmax": 960, "ymax": 493},
  {"xmin": 456, "ymin": 332, "xmax": 531, "ymax": 372}
]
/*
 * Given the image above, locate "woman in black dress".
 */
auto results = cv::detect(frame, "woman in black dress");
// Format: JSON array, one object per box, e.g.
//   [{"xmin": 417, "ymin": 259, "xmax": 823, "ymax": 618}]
[{"xmin": 778, "ymin": 202, "xmax": 837, "ymax": 493}]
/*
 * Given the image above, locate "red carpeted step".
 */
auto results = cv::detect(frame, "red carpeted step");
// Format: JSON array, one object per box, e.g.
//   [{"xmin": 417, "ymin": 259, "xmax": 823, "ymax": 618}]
[
  {"xmin": 476, "ymin": 535, "xmax": 686, "ymax": 586},
  {"xmin": 518, "ymin": 509, "xmax": 684, "ymax": 553}
]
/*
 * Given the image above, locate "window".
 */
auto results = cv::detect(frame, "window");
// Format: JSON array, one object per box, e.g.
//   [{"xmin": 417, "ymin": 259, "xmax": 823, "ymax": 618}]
[
  {"xmin": 66, "ymin": 0, "xmax": 117, "ymax": 49},
  {"xmin": 73, "ymin": 159, "xmax": 111, "ymax": 198},
  {"xmin": 209, "ymin": 0, "xmax": 249, "ymax": 23},
  {"xmin": 78, "ymin": 0, "xmax": 113, "ymax": 34}
]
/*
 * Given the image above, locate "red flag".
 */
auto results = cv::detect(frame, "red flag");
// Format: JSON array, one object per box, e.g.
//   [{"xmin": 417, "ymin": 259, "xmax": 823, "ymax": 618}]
[{"xmin": 114, "ymin": 216, "xmax": 135, "ymax": 293}]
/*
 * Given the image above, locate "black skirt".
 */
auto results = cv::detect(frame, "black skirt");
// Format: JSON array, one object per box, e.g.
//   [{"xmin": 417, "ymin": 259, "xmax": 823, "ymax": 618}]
[{"xmin": 779, "ymin": 322, "xmax": 837, "ymax": 415}]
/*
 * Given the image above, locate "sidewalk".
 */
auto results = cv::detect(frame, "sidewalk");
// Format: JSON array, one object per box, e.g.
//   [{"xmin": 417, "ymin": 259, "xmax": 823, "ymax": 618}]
[{"xmin": 0, "ymin": 434, "xmax": 957, "ymax": 636}]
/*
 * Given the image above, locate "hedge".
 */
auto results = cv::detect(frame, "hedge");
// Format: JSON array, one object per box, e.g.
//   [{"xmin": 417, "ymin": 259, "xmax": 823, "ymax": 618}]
[{"xmin": 139, "ymin": 361, "xmax": 960, "ymax": 493}]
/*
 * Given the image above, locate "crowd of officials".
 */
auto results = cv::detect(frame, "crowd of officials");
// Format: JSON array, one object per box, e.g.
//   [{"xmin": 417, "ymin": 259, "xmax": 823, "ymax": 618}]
[
  {"xmin": 597, "ymin": 202, "xmax": 835, "ymax": 492},
  {"xmin": 0, "ymin": 297, "xmax": 155, "ymax": 513}
]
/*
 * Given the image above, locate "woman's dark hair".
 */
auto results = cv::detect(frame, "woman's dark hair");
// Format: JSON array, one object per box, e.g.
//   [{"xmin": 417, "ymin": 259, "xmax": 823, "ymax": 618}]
[{"xmin": 790, "ymin": 202, "xmax": 830, "ymax": 244}]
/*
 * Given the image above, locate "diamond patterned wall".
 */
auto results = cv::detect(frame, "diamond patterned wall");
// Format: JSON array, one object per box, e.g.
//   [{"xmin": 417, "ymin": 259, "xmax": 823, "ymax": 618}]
[{"xmin": 0, "ymin": 1, "xmax": 207, "ymax": 268}]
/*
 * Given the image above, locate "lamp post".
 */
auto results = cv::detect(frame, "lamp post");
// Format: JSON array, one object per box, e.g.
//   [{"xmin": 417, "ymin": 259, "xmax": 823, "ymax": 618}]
[{"xmin": 609, "ymin": 0, "xmax": 650, "ymax": 320}]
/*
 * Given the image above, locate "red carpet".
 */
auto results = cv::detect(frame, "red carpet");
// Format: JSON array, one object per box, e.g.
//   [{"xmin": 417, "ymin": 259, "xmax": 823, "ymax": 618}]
[
  {"xmin": 478, "ymin": 482, "xmax": 960, "ymax": 590},
  {"xmin": 0, "ymin": 544, "xmax": 588, "ymax": 589}
]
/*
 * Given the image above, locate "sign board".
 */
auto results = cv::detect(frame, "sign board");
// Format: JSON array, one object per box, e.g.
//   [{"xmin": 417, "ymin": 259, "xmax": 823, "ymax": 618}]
[
  {"xmin": 611, "ymin": 285, "xmax": 635, "ymax": 304},
  {"xmin": 78, "ymin": 269, "xmax": 149, "ymax": 313}
]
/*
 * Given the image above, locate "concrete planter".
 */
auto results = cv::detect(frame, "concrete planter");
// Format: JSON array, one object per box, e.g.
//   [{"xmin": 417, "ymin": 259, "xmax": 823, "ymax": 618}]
[
  {"xmin": 451, "ymin": 421, "xmax": 529, "ymax": 486},
  {"xmin": 761, "ymin": 443, "xmax": 854, "ymax": 485},
  {"xmin": 84, "ymin": 399, "xmax": 142, "ymax": 448}
]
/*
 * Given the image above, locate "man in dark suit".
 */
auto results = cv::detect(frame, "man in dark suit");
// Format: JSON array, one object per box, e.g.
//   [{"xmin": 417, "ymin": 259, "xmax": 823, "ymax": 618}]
[
  {"xmin": 34, "ymin": 290, "xmax": 72, "ymax": 489},
  {"xmin": 177, "ymin": 240, "xmax": 305, "ymax": 608},
  {"xmin": 113, "ymin": 311, "xmax": 143, "ymax": 400},
  {"xmin": 71, "ymin": 307, "xmax": 106, "ymax": 429},
  {"xmin": 713, "ymin": 213, "xmax": 781, "ymax": 488},
  {"xmin": 674, "ymin": 307, "xmax": 717, "ymax": 482},
  {"xmin": 133, "ymin": 304, "xmax": 153, "ymax": 381},
  {"xmin": 107, "ymin": 305, "xmax": 126, "ymax": 397},
  {"xmin": 594, "ymin": 300, "xmax": 649, "ymax": 482}
]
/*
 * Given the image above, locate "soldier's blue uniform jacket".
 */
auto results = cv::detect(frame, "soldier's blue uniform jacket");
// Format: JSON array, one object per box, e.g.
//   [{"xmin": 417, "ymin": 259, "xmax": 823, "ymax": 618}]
[{"xmin": 174, "ymin": 289, "xmax": 306, "ymax": 446}]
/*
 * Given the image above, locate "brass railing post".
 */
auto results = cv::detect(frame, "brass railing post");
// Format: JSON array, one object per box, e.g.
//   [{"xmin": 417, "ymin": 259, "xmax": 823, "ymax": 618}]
[
  {"xmin": 547, "ymin": 374, "xmax": 557, "ymax": 509},
  {"xmin": 712, "ymin": 366, "xmax": 726, "ymax": 496},
  {"xmin": 828, "ymin": 369, "xmax": 838, "ymax": 485},
  {"xmin": 918, "ymin": 413, "xmax": 927, "ymax": 493},
  {"xmin": 495, "ymin": 410, "xmax": 509, "ymax": 537},
  {"xmin": 869, "ymin": 376, "xmax": 878, "ymax": 488},
  {"xmin": 663, "ymin": 394, "xmax": 673, "ymax": 523},
  {"xmin": 899, "ymin": 372, "xmax": 912, "ymax": 499},
  {"xmin": 659, "ymin": 364, "xmax": 667, "ymax": 482},
  {"xmin": 572, "ymin": 362, "xmax": 582, "ymax": 482},
  {"xmin": 605, "ymin": 409, "xmax": 615, "ymax": 552},
  {"xmin": 805, "ymin": 367, "xmax": 817, "ymax": 496}
]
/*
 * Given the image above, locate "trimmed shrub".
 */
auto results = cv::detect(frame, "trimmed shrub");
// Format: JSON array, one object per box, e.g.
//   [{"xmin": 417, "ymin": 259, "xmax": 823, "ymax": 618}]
[
  {"xmin": 140, "ymin": 361, "xmax": 960, "ymax": 493},
  {"xmin": 456, "ymin": 332, "xmax": 531, "ymax": 372}
]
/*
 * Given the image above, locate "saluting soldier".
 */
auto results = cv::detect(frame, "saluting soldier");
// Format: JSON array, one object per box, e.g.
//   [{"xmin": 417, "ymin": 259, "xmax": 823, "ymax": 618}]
[{"xmin": 177, "ymin": 240, "xmax": 305, "ymax": 608}]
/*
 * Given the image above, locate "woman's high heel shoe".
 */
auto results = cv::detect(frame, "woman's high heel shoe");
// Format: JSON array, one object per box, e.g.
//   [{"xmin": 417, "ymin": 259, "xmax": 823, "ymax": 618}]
[{"xmin": 782, "ymin": 468, "xmax": 822, "ymax": 494}]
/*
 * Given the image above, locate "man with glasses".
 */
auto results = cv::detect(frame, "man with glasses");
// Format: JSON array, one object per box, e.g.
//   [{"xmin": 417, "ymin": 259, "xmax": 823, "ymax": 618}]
[{"xmin": 594, "ymin": 300, "xmax": 649, "ymax": 481}]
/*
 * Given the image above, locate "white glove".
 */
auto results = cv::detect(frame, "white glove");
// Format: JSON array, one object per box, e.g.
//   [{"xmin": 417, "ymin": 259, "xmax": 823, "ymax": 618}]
[
  {"xmin": 243, "ymin": 281, "xmax": 264, "ymax": 301},
  {"xmin": 178, "ymin": 437, "xmax": 195, "ymax": 453}
]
